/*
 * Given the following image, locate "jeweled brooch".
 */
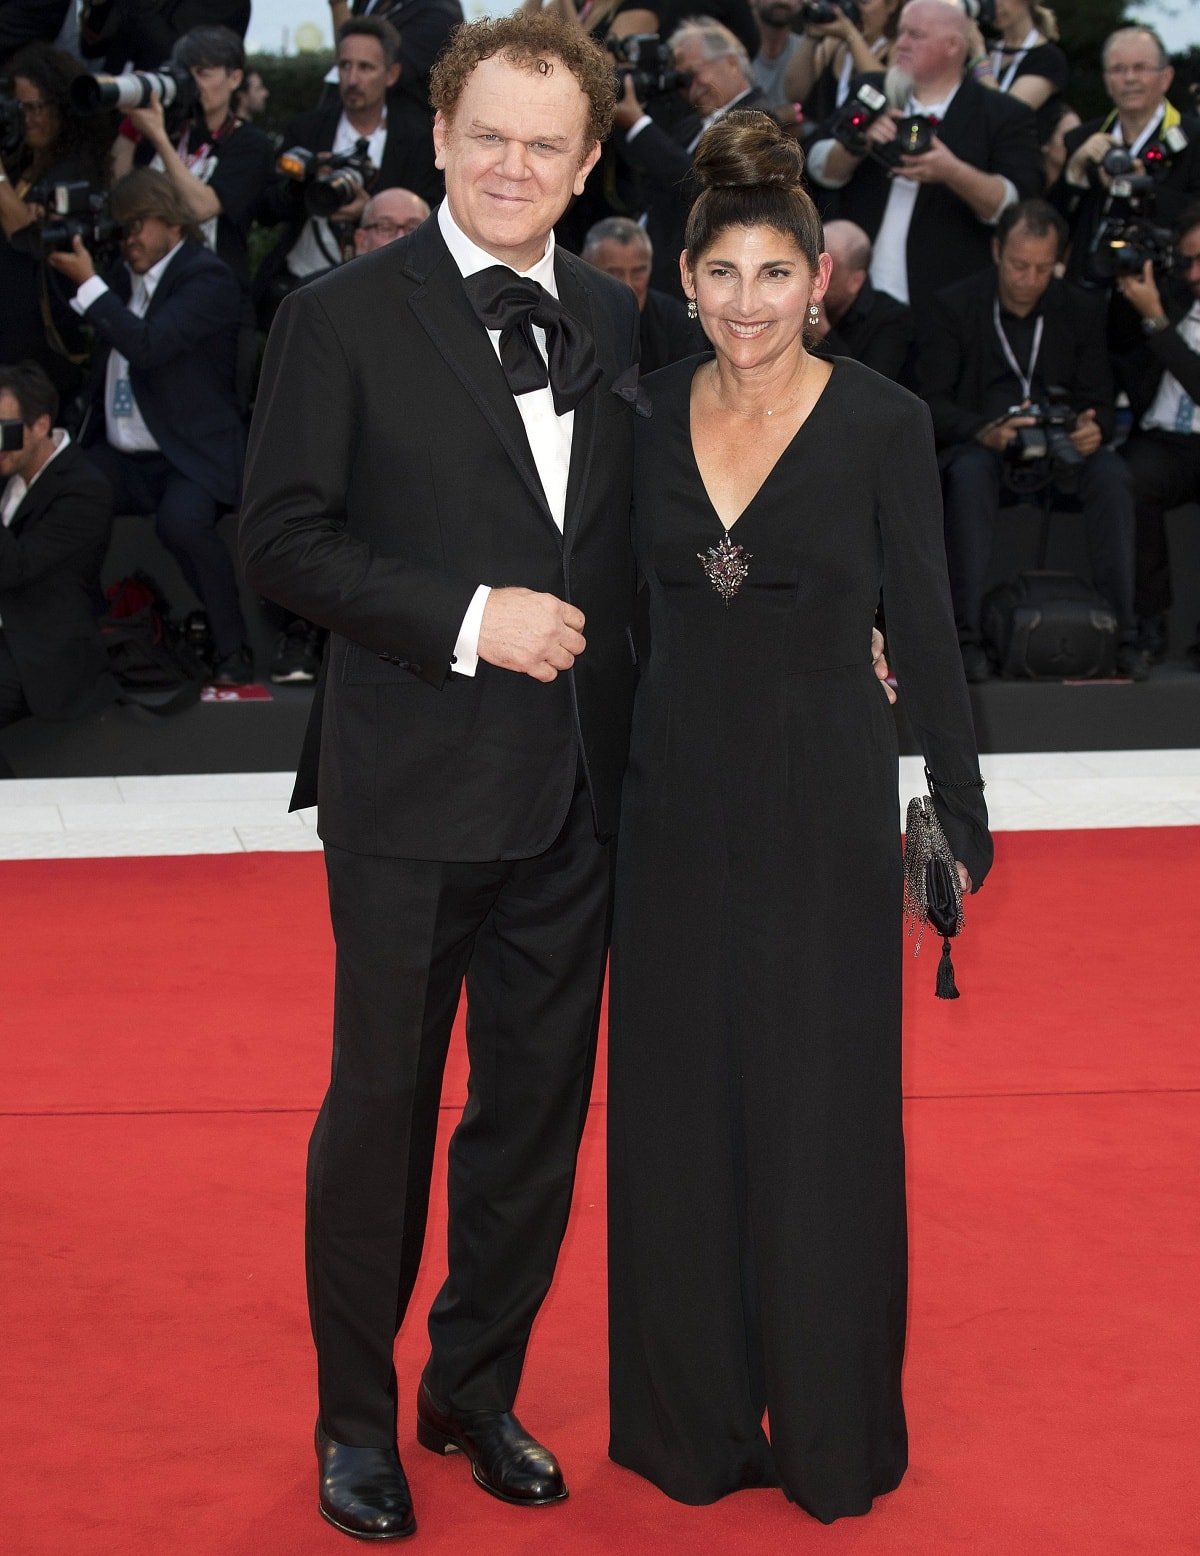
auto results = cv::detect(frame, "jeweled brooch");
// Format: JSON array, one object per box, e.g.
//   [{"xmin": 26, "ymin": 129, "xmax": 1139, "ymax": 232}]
[{"xmin": 697, "ymin": 533, "xmax": 752, "ymax": 602}]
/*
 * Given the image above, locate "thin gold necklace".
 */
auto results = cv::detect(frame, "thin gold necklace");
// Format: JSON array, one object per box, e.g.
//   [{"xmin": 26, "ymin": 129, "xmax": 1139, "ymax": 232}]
[{"xmin": 709, "ymin": 355, "xmax": 810, "ymax": 419}]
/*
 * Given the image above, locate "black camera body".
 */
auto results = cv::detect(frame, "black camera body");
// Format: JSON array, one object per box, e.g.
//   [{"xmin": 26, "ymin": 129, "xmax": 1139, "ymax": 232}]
[
  {"xmin": 796, "ymin": 0, "xmax": 862, "ymax": 27},
  {"xmin": 277, "ymin": 145, "xmax": 376, "ymax": 220},
  {"xmin": 0, "ymin": 94, "xmax": 24, "ymax": 159},
  {"xmin": 1, "ymin": 419, "xmax": 25, "ymax": 454},
  {"xmin": 27, "ymin": 179, "xmax": 122, "ymax": 257},
  {"xmin": 1085, "ymin": 133, "xmax": 1187, "ymax": 283},
  {"xmin": 829, "ymin": 82, "xmax": 934, "ymax": 166},
  {"xmin": 70, "ymin": 61, "xmax": 197, "ymax": 117},
  {"xmin": 607, "ymin": 34, "xmax": 691, "ymax": 101},
  {"xmin": 1004, "ymin": 394, "xmax": 1084, "ymax": 491}
]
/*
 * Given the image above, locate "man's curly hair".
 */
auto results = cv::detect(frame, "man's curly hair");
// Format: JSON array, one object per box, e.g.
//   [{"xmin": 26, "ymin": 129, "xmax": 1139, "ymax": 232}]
[{"xmin": 429, "ymin": 13, "xmax": 616, "ymax": 157}]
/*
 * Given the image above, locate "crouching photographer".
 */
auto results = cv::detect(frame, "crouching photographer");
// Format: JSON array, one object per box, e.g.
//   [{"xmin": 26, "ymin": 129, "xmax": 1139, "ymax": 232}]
[
  {"xmin": 47, "ymin": 168, "xmax": 254, "ymax": 684},
  {"xmin": 917, "ymin": 199, "xmax": 1146, "ymax": 681},
  {"xmin": 0, "ymin": 43, "xmax": 116, "ymax": 398},
  {"xmin": 0, "ymin": 361, "xmax": 117, "ymax": 755}
]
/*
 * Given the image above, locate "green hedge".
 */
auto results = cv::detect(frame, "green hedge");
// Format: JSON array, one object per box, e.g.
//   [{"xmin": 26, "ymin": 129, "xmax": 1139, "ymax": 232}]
[{"xmin": 246, "ymin": 52, "xmax": 336, "ymax": 140}]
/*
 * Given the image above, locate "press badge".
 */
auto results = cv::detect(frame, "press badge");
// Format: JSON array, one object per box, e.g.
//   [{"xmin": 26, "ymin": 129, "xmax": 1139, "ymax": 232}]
[{"xmin": 113, "ymin": 376, "xmax": 134, "ymax": 417}]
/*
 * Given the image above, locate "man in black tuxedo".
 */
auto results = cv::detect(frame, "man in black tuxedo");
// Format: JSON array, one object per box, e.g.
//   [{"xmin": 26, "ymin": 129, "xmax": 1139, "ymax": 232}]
[
  {"xmin": 0, "ymin": 361, "xmax": 117, "ymax": 743},
  {"xmin": 807, "ymin": 0, "xmax": 1042, "ymax": 320},
  {"xmin": 240, "ymin": 13, "xmax": 639, "ymax": 1542},
  {"xmin": 255, "ymin": 16, "xmax": 443, "ymax": 326},
  {"xmin": 49, "ymin": 168, "xmax": 251, "ymax": 684},
  {"xmin": 582, "ymin": 217, "xmax": 705, "ymax": 374},
  {"xmin": 611, "ymin": 20, "xmax": 769, "ymax": 297},
  {"xmin": 916, "ymin": 198, "xmax": 1146, "ymax": 682}
]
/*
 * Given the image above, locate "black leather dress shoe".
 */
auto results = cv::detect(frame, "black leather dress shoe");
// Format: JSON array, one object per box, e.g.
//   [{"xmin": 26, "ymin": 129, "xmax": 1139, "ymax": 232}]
[
  {"xmin": 316, "ymin": 1423, "xmax": 416, "ymax": 1541},
  {"xmin": 415, "ymin": 1381, "xmax": 568, "ymax": 1506}
]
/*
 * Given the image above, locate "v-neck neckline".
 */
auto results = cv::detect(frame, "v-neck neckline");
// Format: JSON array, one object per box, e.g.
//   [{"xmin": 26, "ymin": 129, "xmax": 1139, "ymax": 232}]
[{"xmin": 687, "ymin": 355, "xmax": 838, "ymax": 534}]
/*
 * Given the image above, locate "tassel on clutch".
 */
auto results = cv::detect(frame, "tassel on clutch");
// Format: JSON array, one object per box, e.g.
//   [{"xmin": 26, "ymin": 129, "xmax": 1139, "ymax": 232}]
[{"xmin": 903, "ymin": 792, "xmax": 966, "ymax": 999}]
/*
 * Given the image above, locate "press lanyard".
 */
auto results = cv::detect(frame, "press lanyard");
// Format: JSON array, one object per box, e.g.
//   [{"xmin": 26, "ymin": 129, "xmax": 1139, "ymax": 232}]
[
  {"xmin": 1111, "ymin": 105, "xmax": 1165, "ymax": 160},
  {"xmin": 993, "ymin": 296, "xmax": 1043, "ymax": 403},
  {"xmin": 991, "ymin": 28, "xmax": 1039, "ymax": 94}
]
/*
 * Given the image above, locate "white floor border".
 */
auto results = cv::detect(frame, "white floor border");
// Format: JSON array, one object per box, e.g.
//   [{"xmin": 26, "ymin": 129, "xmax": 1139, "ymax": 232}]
[{"xmin": 0, "ymin": 751, "xmax": 1197, "ymax": 859}]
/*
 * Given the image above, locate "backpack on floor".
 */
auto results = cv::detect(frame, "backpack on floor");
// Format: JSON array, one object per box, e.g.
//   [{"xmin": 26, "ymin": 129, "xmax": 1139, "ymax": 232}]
[
  {"xmin": 982, "ymin": 570, "xmax": 1119, "ymax": 680},
  {"xmin": 100, "ymin": 572, "xmax": 208, "ymax": 708}
]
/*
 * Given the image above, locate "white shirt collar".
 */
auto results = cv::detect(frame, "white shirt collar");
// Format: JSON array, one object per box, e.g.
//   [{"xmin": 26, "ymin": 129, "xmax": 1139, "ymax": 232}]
[
  {"xmin": 133, "ymin": 238, "xmax": 186, "ymax": 302},
  {"xmin": 1, "ymin": 428, "xmax": 71, "ymax": 526},
  {"xmin": 908, "ymin": 80, "xmax": 961, "ymax": 118},
  {"xmin": 438, "ymin": 199, "xmax": 559, "ymax": 296}
]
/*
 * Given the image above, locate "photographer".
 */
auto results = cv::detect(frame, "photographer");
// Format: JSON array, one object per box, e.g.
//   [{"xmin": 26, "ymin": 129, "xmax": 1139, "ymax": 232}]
[
  {"xmin": 916, "ymin": 199, "xmax": 1145, "ymax": 682},
  {"xmin": 1056, "ymin": 26, "xmax": 1200, "ymax": 292},
  {"xmin": 582, "ymin": 216, "xmax": 703, "ymax": 372},
  {"xmin": 113, "ymin": 25, "xmax": 274, "ymax": 298},
  {"xmin": 806, "ymin": 0, "xmax": 1041, "ymax": 318},
  {"xmin": 1113, "ymin": 204, "xmax": 1200, "ymax": 667},
  {"xmin": 48, "ymin": 168, "xmax": 253, "ymax": 684},
  {"xmin": 326, "ymin": 0, "xmax": 463, "ymax": 119},
  {"xmin": 779, "ymin": 0, "xmax": 899, "ymax": 128},
  {"xmin": 79, "ymin": 0, "xmax": 249, "ymax": 72},
  {"xmin": 613, "ymin": 19, "xmax": 767, "ymax": 295},
  {"xmin": 0, "ymin": 360, "xmax": 117, "ymax": 747},
  {"xmin": 353, "ymin": 186, "xmax": 429, "ymax": 254},
  {"xmin": 811, "ymin": 217, "xmax": 914, "ymax": 381},
  {"xmin": 0, "ymin": 43, "xmax": 115, "ymax": 396},
  {"xmin": 255, "ymin": 16, "xmax": 441, "ymax": 326},
  {"xmin": 971, "ymin": 1, "xmax": 1068, "ymax": 178}
]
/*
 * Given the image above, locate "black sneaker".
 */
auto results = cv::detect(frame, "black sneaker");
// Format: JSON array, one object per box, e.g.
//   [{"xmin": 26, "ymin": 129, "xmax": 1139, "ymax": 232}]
[
  {"xmin": 211, "ymin": 645, "xmax": 254, "ymax": 686},
  {"xmin": 269, "ymin": 622, "xmax": 324, "ymax": 684},
  {"xmin": 1115, "ymin": 643, "xmax": 1151, "ymax": 682}
]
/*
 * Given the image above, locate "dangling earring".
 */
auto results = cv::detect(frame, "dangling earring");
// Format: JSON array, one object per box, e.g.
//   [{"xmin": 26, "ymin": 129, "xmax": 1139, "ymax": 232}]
[
  {"xmin": 687, "ymin": 297, "xmax": 698, "ymax": 321},
  {"xmin": 808, "ymin": 303, "xmax": 820, "ymax": 325}
]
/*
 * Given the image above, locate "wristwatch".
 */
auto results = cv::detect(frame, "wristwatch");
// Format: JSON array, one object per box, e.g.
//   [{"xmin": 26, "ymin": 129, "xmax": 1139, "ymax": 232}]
[{"xmin": 1140, "ymin": 314, "xmax": 1169, "ymax": 336}]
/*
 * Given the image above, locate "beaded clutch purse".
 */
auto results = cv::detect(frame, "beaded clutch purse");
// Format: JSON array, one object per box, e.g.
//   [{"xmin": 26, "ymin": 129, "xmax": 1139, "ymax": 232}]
[{"xmin": 903, "ymin": 768, "xmax": 983, "ymax": 1000}]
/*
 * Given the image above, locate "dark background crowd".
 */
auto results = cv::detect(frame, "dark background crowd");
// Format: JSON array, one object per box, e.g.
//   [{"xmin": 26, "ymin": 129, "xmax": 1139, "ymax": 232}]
[{"xmin": 1, "ymin": 0, "xmax": 1199, "ymax": 753}]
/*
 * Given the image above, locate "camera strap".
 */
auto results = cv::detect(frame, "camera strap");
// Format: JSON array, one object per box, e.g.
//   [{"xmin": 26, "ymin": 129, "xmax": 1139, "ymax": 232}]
[
  {"xmin": 993, "ymin": 296, "xmax": 1043, "ymax": 404},
  {"xmin": 990, "ymin": 28, "xmax": 1040, "ymax": 95}
]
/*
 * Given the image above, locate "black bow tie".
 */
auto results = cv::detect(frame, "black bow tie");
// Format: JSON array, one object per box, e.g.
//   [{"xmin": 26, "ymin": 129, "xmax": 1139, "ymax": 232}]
[{"xmin": 462, "ymin": 265, "xmax": 601, "ymax": 416}]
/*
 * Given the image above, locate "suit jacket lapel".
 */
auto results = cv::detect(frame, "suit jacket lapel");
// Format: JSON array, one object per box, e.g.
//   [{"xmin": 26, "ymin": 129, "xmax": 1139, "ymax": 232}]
[
  {"xmin": 404, "ymin": 224, "xmax": 558, "ymax": 539},
  {"xmin": 555, "ymin": 250, "xmax": 600, "ymax": 556}
]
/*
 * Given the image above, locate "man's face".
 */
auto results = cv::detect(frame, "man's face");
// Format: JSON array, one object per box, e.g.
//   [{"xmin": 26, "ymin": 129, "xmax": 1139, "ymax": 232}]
[
  {"xmin": 338, "ymin": 35, "xmax": 399, "ymax": 116},
  {"xmin": 675, "ymin": 40, "xmax": 746, "ymax": 119},
  {"xmin": 433, "ymin": 54, "xmax": 599, "ymax": 273},
  {"xmin": 588, "ymin": 237, "xmax": 652, "ymax": 309},
  {"xmin": 121, "ymin": 214, "xmax": 182, "ymax": 273},
  {"xmin": 994, "ymin": 226, "xmax": 1058, "ymax": 313},
  {"xmin": 892, "ymin": 4, "xmax": 959, "ymax": 87},
  {"xmin": 355, "ymin": 190, "xmax": 429, "ymax": 253},
  {"xmin": 1103, "ymin": 33, "xmax": 1172, "ymax": 121},
  {"xmin": 190, "ymin": 64, "xmax": 241, "ymax": 120},
  {"xmin": 1179, "ymin": 223, "xmax": 1200, "ymax": 302},
  {"xmin": 755, "ymin": 0, "xmax": 802, "ymax": 28},
  {"xmin": 242, "ymin": 71, "xmax": 269, "ymax": 116},
  {"xmin": 0, "ymin": 391, "xmax": 50, "ymax": 482}
]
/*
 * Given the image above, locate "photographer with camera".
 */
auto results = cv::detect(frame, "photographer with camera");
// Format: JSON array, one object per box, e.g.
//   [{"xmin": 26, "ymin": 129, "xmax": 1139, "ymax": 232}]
[
  {"xmin": 778, "ymin": 0, "xmax": 898, "ymax": 128},
  {"xmin": 108, "ymin": 25, "xmax": 273, "ymax": 299},
  {"xmin": 1056, "ymin": 27, "xmax": 1200, "ymax": 292},
  {"xmin": 0, "ymin": 43, "xmax": 115, "ymax": 397},
  {"xmin": 1112, "ymin": 204, "xmax": 1200, "ymax": 668},
  {"xmin": 79, "ymin": 0, "xmax": 249, "ymax": 72},
  {"xmin": 613, "ymin": 19, "xmax": 767, "ymax": 294},
  {"xmin": 0, "ymin": 360, "xmax": 117, "ymax": 753},
  {"xmin": 807, "ymin": 0, "xmax": 1041, "ymax": 319},
  {"xmin": 971, "ymin": 2, "xmax": 1066, "ymax": 168},
  {"xmin": 255, "ymin": 16, "xmax": 441, "ymax": 327},
  {"xmin": 916, "ymin": 198, "xmax": 1146, "ymax": 682},
  {"xmin": 47, "ymin": 167, "xmax": 253, "ymax": 684}
]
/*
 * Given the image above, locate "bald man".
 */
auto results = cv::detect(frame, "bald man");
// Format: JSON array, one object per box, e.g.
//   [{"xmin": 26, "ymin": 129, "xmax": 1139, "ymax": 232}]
[
  {"xmin": 807, "ymin": 0, "xmax": 1041, "ymax": 317},
  {"xmin": 813, "ymin": 219, "xmax": 915, "ymax": 382},
  {"xmin": 354, "ymin": 188, "xmax": 431, "ymax": 255}
]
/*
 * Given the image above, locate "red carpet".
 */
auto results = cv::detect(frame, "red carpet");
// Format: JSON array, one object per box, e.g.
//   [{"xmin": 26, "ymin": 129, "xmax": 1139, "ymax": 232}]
[{"xmin": 2, "ymin": 831, "xmax": 1198, "ymax": 1553}]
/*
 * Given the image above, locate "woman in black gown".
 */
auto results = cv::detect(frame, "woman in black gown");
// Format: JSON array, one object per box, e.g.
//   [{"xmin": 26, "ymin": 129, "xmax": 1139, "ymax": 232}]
[{"xmin": 607, "ymin": 111, "xmax": 993, "ymax": 1525}]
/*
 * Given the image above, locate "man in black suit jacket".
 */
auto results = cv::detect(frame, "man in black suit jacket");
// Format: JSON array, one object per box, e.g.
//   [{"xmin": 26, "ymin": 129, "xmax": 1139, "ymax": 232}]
[
  {"xmin": 329, "ymin": 0, "xmax": 464, "ymax": 119},
  {"xmin": 240, "ymin": 14, "xmax": 640, "ymax": 1542},
  {"xmin": 582, "ymin": 217, "xmax": 705, "ymax": 373},
  {"xmin": 814, "ymin": 218, "xmax": 915, "ymax": 382},
  {"xmin": 255, "ymin": 16, "xmax": 443, "ymax": 324},
  {"xmin": 807, "ymin": 0, "xmax": 1042, "ymax": 320},
  {"xmin": 49, "ymin": 168, "xmax": 251, "ymax": 683},
  {"xmin": 611, "ymin": 20, "xmax": 769, "ymax": 297},
  {"xmin": 916, "ymin": 199, "xmax": 1147, "ymax": 681},
  {"xmin": 0, "ymin": 361, "xmax": 117, "ymax": 740}
]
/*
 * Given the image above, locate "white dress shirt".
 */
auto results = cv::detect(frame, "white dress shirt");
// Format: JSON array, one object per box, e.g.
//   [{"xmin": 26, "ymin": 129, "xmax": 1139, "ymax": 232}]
[
  {"xmin": 1, "ymin": 428, "xmax": 72, "ymax": 626},
  {"xmin": 71, "ymin": 241, "xmax": 186, "ymax": 453},
  {"xmin": 438, "ymin": 201, "xmax": 575, "ymax": 677},
  {"xmin": 869, "ymin": 84, "xmax": 961, "ymax": 306},
  {"xmin": 1141, "ymin": 300, "xmax": 1200, "ymax": 435},
  {"xmin": 287, "ymin": 110, "xmax": 389, "ymax": 279}
]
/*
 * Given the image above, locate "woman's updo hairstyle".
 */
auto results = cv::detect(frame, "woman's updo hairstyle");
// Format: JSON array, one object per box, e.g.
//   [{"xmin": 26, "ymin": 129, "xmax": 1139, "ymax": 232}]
[{"xmin": 684, "ymin": 110, "xmax": 823, "ymax": 271}]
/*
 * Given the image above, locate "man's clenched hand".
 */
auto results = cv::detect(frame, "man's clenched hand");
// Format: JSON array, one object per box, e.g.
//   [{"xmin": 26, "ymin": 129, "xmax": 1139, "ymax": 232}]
[{"xmin": 477, "ymin": 587, "xmax": 586, "ymax": 682}]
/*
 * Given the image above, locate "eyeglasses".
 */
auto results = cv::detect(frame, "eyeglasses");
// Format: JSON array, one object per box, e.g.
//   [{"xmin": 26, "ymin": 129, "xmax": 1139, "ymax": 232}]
[
  {"xmin": 17, "ymin": 97, "xmax": 51, "ymax": 115},
  {"xmin": 1103, "ymin": 63, "xmax": 1166, "ymax": 78},
  {"xmin": 360, "ymin": 219, "xmax": 422, "ymax": 237}
]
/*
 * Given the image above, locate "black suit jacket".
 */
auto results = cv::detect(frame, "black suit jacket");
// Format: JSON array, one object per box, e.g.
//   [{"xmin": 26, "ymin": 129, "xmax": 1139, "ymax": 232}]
[
  {"xmin": 78, "ymin": 240, "xmax": 245, "ymax": 508},
  {"xmin": 816, "ymin": 75, "xmax": 1042, "ymax": 318},
  {"xmin": 639, "ymin": 287, "xmax": 705, "ymax": 375},
  {"xmin": 617, "ymin": 87, "xmax": 769, "ymax": 296},
  {"xmin": 0, "ymin": 441, "xmax": 118, "ymax": 720},
  {"xmin": 241, "ymin": 215, "xmax": 642, "ymax": 861},
  {"xmin": 256, "ymin": 100, "xmax": 444, "ymax": 296},
  {"xmin": 1109, "ymin": 285, "xmax": 1200, "ymax": 424},
  {"xmin": 916, "ymin": 268, "xmax": 1116, "ymax": 447},
  {"xmin": 820, "ymin": 279, "xmax": 915, "ymax": 384}
]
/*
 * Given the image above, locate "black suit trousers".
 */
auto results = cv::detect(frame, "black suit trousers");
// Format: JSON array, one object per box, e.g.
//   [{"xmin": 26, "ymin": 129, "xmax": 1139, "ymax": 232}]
[
  {"xmin": 1121, "ymin": 430, "xmax": 1200, "ymax": 618},
  {"xmin": 309, "ymin": 771, "xmax": 613, "ymax": 1445}
]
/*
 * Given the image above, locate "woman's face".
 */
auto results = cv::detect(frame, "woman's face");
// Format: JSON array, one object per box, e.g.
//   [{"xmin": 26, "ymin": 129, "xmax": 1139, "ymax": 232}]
[
  {"xmin": 682, "ymin": 224, "xmax": 831, "ymax": 372},
  {"xmin": 13, "ymin": 77, "xmax": 62, "ymax": 154},
  {"xmin": 993, "ymin": 0, "xmax": 1032, "ymax": 32}
]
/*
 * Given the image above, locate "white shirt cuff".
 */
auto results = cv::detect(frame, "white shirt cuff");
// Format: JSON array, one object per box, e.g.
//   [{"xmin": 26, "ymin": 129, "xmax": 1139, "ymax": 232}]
[
  {"xmin": 70, "ymin": 275, "xmax": 110, "ymax": 315},
  {"xmin": 451, "ymin": 584, "xmax": 491, "ymax": 678},
  {"xmin": 625, "ymin": 115, "xmax": 653, "ymax": 143}
]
